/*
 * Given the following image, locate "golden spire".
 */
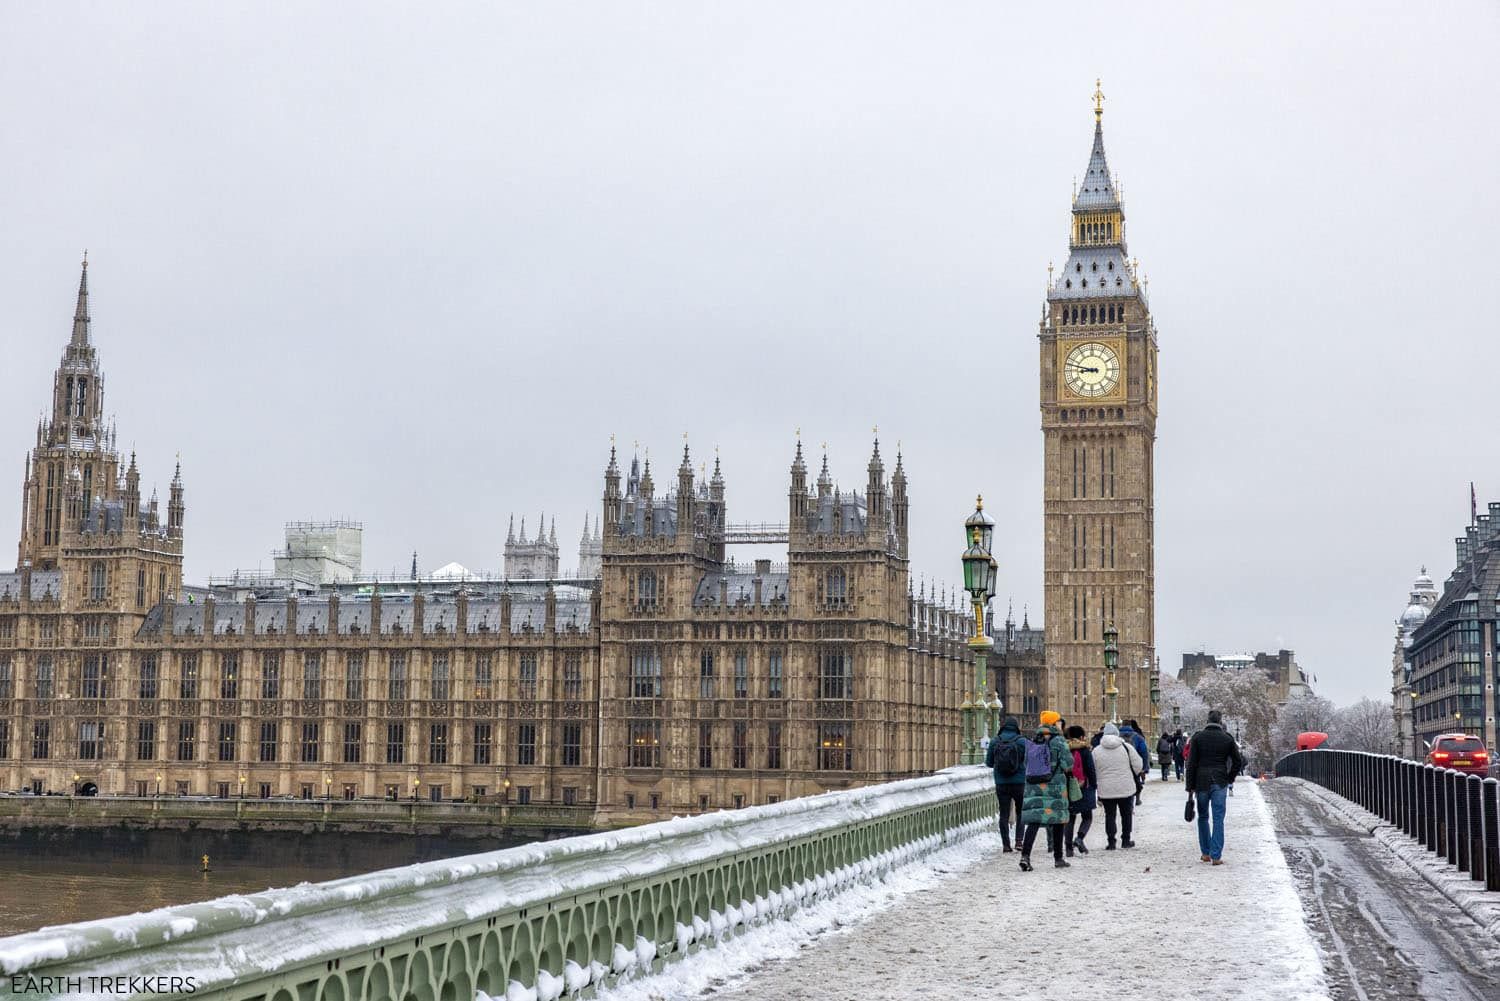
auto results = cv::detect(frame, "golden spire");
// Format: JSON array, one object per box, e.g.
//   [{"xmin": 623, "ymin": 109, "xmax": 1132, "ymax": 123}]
[{"xmin": 1093, "ymin": 78, "xmax": 1105, "ymax": 123}]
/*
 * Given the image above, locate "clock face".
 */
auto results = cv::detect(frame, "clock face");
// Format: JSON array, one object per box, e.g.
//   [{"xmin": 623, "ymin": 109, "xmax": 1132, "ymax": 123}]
[{"xmin": 1063, "ymin": 342, "xmax": 1121, "ymax": 398}]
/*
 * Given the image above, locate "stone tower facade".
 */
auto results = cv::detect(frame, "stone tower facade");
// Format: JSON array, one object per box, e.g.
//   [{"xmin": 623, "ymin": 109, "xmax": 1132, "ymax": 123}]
[
  {"xmin": 503, "ymin": 515, "xmax": 559, "ymax": 579},
  {"xmin": 1039, "ymin": 93, "xmax": 1159, "ymax": 731},
  {"xmin": 577, "ymin": 515, "xmax": 602, "ymax": 579}
]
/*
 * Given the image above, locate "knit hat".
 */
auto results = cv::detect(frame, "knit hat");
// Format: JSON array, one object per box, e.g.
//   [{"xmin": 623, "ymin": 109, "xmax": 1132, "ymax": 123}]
[
  {"xmin": 1103, "ymin": 722, "xmax": 1120, "ymax": 736},
  {"xmin": 1039, "ymin": 710, "xmax": 1062, "ymax": 726}
]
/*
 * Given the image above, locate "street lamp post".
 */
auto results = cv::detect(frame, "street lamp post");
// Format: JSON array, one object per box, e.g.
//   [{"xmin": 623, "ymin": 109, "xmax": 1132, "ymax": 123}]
[
  {"xmin": 238, "ymin": 773, "xmax": 246, "ymax": 799},
  {"xmin": 960, "ymin": 496, "xmax": 998, "ymax": 765},
  {"xmin": 155, "ymin": 773, "xmax": 163, "ymax": 797},
  {"xmin": 411, "ymin": 777, "xmax": 420, "ymax": 802},
  {"xmin": 1103, "ymin": 621, "xmax": 1120, "ymax": 725},
  {"xmin": 1171, "ymin": 702, "xmax": 1180, "ymax": 729}
]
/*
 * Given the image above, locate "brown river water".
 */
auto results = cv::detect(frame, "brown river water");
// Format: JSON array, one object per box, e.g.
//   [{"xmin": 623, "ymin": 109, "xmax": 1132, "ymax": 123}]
[{"xmin": 0, "ymin": 828, "xmax": 539, "ymax": 938}]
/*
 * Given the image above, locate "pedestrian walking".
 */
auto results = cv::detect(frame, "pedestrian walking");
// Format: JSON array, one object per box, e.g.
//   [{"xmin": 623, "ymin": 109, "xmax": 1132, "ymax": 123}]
[
  {"xmin": 1120, "ymin": 719, "xmax": 1150, "ymax": 804},
  {"xmin": 1156, "ymin": 731, "xmax": 1175, "ymax": 781},
  {"xmin": 1064, "ymin": 724, "xmax": 1097, "ymax": 856},
  {"xmin": 1019, "ymin": 710, "xmax": 1074, "ymax": 871},
  {"xmin": 1094, "ymin": 722, "xmax": 1142, "ymax": 849},
  {"xmin": 1171, "ymin": 729, "xmax": 1186, "ymax": 780},
  {"xmin": 984, "ymin": 715, "xmax": 1027, "ymax": 852},
  {"xmin": 1186, "ymin": 710, "xmax": 1247, "ymax": 865}
]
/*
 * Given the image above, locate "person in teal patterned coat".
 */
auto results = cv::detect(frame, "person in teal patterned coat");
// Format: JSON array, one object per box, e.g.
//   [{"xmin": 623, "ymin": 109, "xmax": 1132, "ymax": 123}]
[{"xmin": 1020, "ymin": 711, "xmax": 1074, "ymax": 871}]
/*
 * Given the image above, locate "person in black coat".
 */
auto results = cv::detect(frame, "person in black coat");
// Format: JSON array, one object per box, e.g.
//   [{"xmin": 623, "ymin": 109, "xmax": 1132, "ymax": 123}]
[
  {"xmin": 1064, "ymin": 724, "xmax": 1097, "ymax": 855},
  {"xmin": 1186, "ymin": 710, "xmax": 1246, "ymax": 865}
]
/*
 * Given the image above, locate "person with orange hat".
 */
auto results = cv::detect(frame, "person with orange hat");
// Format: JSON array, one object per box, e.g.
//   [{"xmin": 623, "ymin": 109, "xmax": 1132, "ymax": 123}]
[{"xmin": 1019, "ymin": 710, "xmax": 1074, "ymax": 870}]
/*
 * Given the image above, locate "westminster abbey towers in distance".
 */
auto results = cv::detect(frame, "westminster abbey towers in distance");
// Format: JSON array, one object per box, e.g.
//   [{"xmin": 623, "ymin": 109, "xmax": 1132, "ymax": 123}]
[{"xmin": 0, "ymin": 93, "xmax": 1153, "ymax": 820}]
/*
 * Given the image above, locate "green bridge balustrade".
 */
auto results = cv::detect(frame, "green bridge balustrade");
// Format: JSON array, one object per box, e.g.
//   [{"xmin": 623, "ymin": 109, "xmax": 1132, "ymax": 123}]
[{"xmin": 0, "ymin": 766, "xmax": 995, "ymax": 1001}]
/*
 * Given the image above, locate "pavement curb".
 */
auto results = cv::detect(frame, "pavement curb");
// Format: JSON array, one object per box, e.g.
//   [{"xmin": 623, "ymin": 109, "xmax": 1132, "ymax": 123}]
[{"xmin": 1277, "ymin": 777, "xmax": 1500, "ymax": 940}]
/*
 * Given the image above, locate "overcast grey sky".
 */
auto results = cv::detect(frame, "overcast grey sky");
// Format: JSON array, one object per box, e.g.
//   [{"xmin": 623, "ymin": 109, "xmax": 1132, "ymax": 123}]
[{"xmin": 2, "ymin": 3, "xmax": 1495, "ymax": 706}]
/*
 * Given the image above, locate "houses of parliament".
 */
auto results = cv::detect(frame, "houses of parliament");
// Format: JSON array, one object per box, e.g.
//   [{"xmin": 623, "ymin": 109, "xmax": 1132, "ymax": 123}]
[{"xmin": 0, "ymin": 98, "xmax": 1157, "ymax": 822}]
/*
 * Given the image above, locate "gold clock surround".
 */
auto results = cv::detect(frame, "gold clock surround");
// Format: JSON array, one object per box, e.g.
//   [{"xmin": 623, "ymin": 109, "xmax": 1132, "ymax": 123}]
[{"xmin": 1059, "ymin": 337, "xmax": 1125, "ymax": 401}]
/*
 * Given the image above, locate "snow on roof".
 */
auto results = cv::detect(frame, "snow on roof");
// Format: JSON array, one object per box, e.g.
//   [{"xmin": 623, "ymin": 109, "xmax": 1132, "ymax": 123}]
[{"xmin": 429, "ymin": 562, "xmax": 472, "ymax": 580}]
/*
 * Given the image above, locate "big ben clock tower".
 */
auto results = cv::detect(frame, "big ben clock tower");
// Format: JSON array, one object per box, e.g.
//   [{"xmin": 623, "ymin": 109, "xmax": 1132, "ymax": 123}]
[{"xmin": 1040, "ymin": 83, "xmax": 1159, "ymax": 730}]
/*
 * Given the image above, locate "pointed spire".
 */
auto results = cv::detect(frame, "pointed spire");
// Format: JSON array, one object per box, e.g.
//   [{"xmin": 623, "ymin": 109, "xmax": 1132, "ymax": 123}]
[
  {"xmin": 549, "ymin": 517, "xmax": 557, "ymax": 544},
  {"xmin": 171, "ymin": 459, "xmax": 182, "ymax": 486},
  {"xmin": 70, "ymin": 253, "xmax": 91, "ymax": 348},
  {"xmin": 519, "ymin": 516, "xmax": 527, "ymax": 542},
  {"xmin": 792, "ymin": 434, "xmax": 806, "ymax": 473},
  {"xmin": 507, "ymin": 514, "xmax": 515, "ymax": 543},
  {"xmin": 606, "ymin": 437, "xmax": 619, "ymax": 476},
  {"xmin": 1075, "ymin": 81, "xmax": 1119, "ymax": 212}
]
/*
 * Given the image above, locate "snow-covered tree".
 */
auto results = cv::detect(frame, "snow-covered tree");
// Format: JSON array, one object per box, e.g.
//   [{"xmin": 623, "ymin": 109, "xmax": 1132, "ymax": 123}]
[
  {"xmin": 1331, "ymin": 698, "xmax": 1396, "ymax": 754},
  {"xmin": 1159, "ymin": 672, "xmax": 1207, "ymax": 733},
  {"xmin": 1271, "ymin": 693, "xmax": 1337, "ymax": 757},
  {"xmin": 1193, "ymin": 668, "xmax": 1276, "ymax": 771}
]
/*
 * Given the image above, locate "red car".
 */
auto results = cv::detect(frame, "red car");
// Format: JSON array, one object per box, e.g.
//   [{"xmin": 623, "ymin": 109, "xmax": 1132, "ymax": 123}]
[{"xmin": 1426, "ymin": 734, "xmax": 1491, "ymax": 776}]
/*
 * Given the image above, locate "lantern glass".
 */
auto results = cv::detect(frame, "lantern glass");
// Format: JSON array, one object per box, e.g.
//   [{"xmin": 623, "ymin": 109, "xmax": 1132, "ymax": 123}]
[{"xmin": 984, "ymin": 556, "xmax": 998, "ymax": 601}]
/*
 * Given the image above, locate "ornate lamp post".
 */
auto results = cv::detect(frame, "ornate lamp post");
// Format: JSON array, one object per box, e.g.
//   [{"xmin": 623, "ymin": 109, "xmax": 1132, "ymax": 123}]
[
  {"xmin": 1103, "ymin": 621, "xmax": 1120, "ymax": 724},
  {"xmin": 1149, "ymin": 655, "xmax": 1161, "ymax": 736},
  {"xmin": 238, "ymin": 773, "xmax": 246, "ymax": 799},
  {"xmin": 960, "ymin": 496, "xmax": 998, "ymax": 765}
]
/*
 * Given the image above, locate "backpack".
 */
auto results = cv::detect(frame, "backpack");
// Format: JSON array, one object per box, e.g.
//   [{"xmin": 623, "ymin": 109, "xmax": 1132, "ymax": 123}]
[
  {"xmin": 1025, "ymin": 738, "xmax": 1055, "ymax": 784},
  {"xmin": 1070, "ymin": 748, "xmax": 1086, "ymax": 782},
  {"xmin": 993, "ymin": 736, "xmax": 1025, "ymax": 776}
]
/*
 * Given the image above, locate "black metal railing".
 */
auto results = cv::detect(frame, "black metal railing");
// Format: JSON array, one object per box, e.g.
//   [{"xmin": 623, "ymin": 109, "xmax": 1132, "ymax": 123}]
[{"xmin": 1276, "ymin": 749, "xmax": 1500, "ymax": 891}]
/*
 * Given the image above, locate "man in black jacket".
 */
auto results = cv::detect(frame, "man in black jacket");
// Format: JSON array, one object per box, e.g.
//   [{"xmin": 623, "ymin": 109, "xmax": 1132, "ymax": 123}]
[{"xmin": 1186, "ymin": 710, "xmax": 1246, "ymax": 865}]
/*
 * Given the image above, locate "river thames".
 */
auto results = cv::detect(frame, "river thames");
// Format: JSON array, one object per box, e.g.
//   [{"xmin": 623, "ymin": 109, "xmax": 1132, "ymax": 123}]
[{"xmin": 0, "ymin": 828, "xmax": 537, "ymax": 937}]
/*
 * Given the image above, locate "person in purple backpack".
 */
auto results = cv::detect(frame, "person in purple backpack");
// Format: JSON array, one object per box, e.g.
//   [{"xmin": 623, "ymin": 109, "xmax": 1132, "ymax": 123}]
[{"xmin": 1019, "ymin": 710, "xmax": 1073, "ymax": 871}]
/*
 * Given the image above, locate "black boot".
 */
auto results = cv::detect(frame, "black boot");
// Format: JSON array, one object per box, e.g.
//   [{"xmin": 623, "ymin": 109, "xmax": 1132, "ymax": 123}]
[
  {"xmin": 1074, "ymin": 838, "xmax": 1089, "ymax": 855},
  {"xmin": 1054, "ymin": 857, "xmax": 1071, "ymax": 868},
  {"xmin": 1018, "ymin": 854, "xmax": 1033, "ymax": 872}
]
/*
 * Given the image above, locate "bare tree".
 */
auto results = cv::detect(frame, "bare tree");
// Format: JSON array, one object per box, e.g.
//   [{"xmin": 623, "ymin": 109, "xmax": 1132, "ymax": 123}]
[
  {"xmin": 1272, "ymin": 693, "xmax": 1336, "ymax": 757},
  {"xmin": 1331, "ymin": 698, "xmax": 1397, "ymax": 754},
  {"xmin": 1159, "ymin": 673, "xmax": 1207, "ymax": 733}
]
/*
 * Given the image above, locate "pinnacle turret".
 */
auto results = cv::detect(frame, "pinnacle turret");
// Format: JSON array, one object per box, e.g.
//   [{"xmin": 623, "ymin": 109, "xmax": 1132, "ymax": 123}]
[{"xmin": 70, "ymin": 254, "xmax": 91, "ymax": 348}]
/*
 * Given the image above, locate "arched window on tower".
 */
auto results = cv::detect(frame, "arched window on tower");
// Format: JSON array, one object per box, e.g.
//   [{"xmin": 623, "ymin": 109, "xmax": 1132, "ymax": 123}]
[
  {"xmin": 89, "ymin": 562, "xmax": 106, "ymax": 602},
  {"xmin": 74, "ymin": 378, "xmax": 87, "ymax": 419},
  {"xmin": 637, "ymin": 570, "xmax": 657, "ymax": 609},
  {"xmin": 826, "ymin": 567, "xmax": 848, "ymax": 607}
]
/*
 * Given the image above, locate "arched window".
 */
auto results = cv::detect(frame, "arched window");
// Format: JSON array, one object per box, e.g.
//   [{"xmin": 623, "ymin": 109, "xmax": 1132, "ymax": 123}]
[
  {"xmin": 89, "ymin": 562, "xmax": 106, "ymax": 602},
  {"xmin": 826, "ymin": 568, "xmax": 847, "ymax": 606},
  {"xmin": 638, "ymin": 570, "xmax": 657, "ymax": 608}
]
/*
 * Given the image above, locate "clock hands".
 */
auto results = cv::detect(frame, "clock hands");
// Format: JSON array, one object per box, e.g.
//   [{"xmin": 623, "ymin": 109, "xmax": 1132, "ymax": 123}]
[{"xmin": 1065, "ymin": 363, "xmax": 1101, "ymax": 374}]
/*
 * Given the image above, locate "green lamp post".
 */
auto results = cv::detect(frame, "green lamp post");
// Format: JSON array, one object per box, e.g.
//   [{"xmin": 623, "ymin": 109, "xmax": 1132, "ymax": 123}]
[
  {"xmin": 1103, "ymin": 620, "xmax": 1120, "ymax": 725},
  {"xmin": 961, "ymin": 496, "xmax": 997, "ymax": 765}
]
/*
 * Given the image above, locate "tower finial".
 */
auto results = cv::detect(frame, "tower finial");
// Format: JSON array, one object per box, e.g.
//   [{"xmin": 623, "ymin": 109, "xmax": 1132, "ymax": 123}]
[
  {"xmin": 70, "ymin": 254, "xmax": 92, "ymax": 348},
  {"xmin": 1093, "ymin": 77, "xmax": 1105, "ymax": 124}
]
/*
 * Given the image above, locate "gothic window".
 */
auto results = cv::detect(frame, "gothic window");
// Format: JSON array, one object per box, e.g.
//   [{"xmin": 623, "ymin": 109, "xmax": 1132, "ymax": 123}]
[
  {"xmin": 472, "ymin": 723, "xmax": 491, "ymax": 765},
  {"xmin": 431, "ymin": 652, "xmax": 451, "ymax": 700},
  {"xmin": 345, "ymin": 652, "xmax": 365, "ymax": 700},
  {"xmin": 177, "ymin": 721, "xmax": 196, "ymax": 761},
  {"xmin": 388, "ymin": 652, "xmax": 408, "ymax": 700},
  {"xmin": 767, "ymin": 722, "xmax": 783, "ymax": 769},
  {"xmin": 218, "ymin": 722, "xmax": 237, "ymax": 762},
  {"xmin": 303, "ymin": 653, "xmax": 323, "ymax": 700},
  {"xmin": 698, "ymin": 721, "xmax": 713, "ymax": 768},
  {"xmin": 699, "ymin": 649, "xmax": 715, "ymax": 698},
  {"xmin": 825, "ymin": 567, "xmax": 848, "ymax": 606},
  {"xmin": 259, "ymin": 721, "xmax": 279, "ymax": 762},
  {"xmin": 136, "ymin": 721, "xmax": 155, "ymax": 761},
  {"xmin": 220, "ymin": 653, "xmax": 239, "ymax": 699},
  {"xmin": 629, "ymin": 648, "xmax": 662, "ymax": 698},
  {"xmin": 563, "ymin": 651, "xmax": 582, "ymax": 700},
  {"xmin": 81, "ymin": 654, "xmax": 106, "ymax": 698},
  {"xmin": 345, "ymin": 722, "xmax": 363, "ymax": 763},
  {"xmin": 74, "ymin": 377, "xmax": 87, "ymax": 419},
  {"xmin": 638, "ymin": 571, "xmax": 658, "ymax": 609},
  {"xmin": 0, "ymin": 657, "xmax": 10, "ymax": 699},
  {"xmin": 769, "ymin": 649, "xmax": 784, "ymax": 698},
  {"xmin": 817, "ymin": 722, "xmax": 852, "ymax": 771},
  {"xmin": 32, "ymin": 721, "xmax": 50, "ymax": 760},
  {"xmin": 78, "ymin": 720, "xmax": 101, "ymax": 760},
  {"xmin": 385, "ymin": 723, "xmax": 404, "ymax": 764},
  {"xmin": 1108, "ymin": 260, "xmax": 1114, "ymax": 270},
  {"xmin": 734, "ymin": 649, "xmax": 749, "ymax": 698},
  {"xmin": 819, "ymin": 647, "xmax": 852, "ymax": 700},
  {"xmin": 179, "ymin": 654, "xmax": 199, "ymax": 699},
  {"xmin": 1065, "ymin": 280, "xmax": 1072, "ymax": 289},
  {"xmin": 627, "ymin": 721, "xmax": 660, "ymax": 767},
  {"xmin": 260, "ymin": 653, "xmax": 280, "ymax": 699},
  {"xmin": 429, "ymin": 723, "xmax": 449, "ymax": 764},
  {"xmin": 473, "ymin": 652, "xmax": 494, "ymax": 700},
  {"xmin": 561, "ymin": 724, "xmax": 582, "ymax": 767},
  {"xmin": 517, "ymin": 652, "xmax": 537, "ymax": 700},
  {"xmin": 135, "ymin": 570, "xmax": 146, "ymax": 608},
  {"xmin": 89, "ymin": 563, "xmax": 106, "ymax": 602},
  {"xmin": 732, "ymin": 721, "xmax": 749, "ymax": 769},
  {"xmin": 301, "ymin": 722, "xmax": 320, "ymax": 763},
  {"xmin": 1076, "ymin": 263, "xmax": 1082, "ymax": 272},
  {"xmin": 515, "ymin": 723, "xmax": 535, "ymax": 765}
]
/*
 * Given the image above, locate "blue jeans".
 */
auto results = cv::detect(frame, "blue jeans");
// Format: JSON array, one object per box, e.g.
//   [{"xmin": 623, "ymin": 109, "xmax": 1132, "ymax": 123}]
[{"xmin": 1195, "ymin": 784, "xmax": 1229, "ymax": 860}]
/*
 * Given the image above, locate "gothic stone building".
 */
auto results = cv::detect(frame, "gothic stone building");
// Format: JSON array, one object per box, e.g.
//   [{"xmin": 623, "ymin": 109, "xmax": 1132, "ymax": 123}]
[
  {"xmin": 0, "ymin": 261, "xmax": 1030, "ymax": 822},
  {"xmin": 1039, "ymin": 94, "xmax": 1160, "ymax": 731}
]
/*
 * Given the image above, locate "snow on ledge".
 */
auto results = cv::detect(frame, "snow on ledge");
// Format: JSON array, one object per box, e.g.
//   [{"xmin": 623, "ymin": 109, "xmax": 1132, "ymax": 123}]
[{"xmin": 0, "ymin": 766, "xmax": 993, "ymax": 991}]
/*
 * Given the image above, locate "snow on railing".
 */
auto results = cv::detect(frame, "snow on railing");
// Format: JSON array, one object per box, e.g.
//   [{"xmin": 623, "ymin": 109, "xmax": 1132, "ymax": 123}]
[{"xmin": 0, "ymin": 767, "xmax": 996, "ymax": 1001}]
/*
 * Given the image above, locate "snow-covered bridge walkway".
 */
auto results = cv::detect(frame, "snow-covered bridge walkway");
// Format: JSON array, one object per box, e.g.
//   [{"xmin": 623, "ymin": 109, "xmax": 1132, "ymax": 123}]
[{"xmin": 595, "ymin": 781, "xmax": 1325, "ymax": 1001}]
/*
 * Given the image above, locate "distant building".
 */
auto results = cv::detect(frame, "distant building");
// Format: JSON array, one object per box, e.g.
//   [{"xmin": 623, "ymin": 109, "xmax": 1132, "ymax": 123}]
[
  {"xmin": 503, "ymin": 515, "xmax": 559, "ymax": 579},
  {"xmin": 1405, "ymin": 503, "xmax": 1500, "ymax": 753},
  {"xmin": 1390, "ymin": 568, "xmax": 1439, "ymax": 757},
  {"xmin": 1178, "ymin": 649, "xmax": 1311, "ymax": 707},
  {"xmin": 273, "ymin": 521, "xmax": 363, "ymax": 585}
]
